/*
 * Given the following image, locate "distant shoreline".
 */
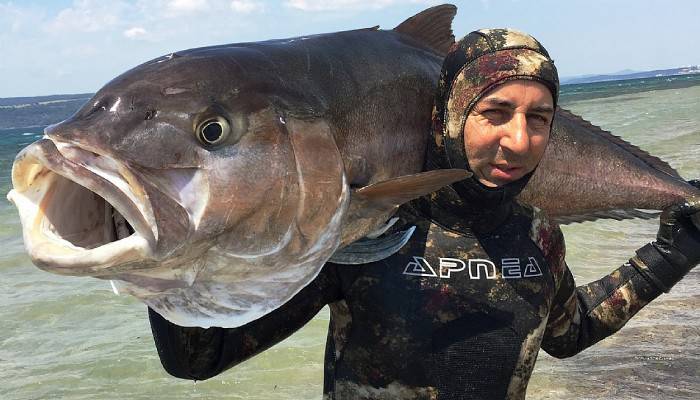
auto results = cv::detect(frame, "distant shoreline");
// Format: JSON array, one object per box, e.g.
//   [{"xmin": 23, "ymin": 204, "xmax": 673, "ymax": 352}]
[
  {"xmin": 2, "ymin": 72, "xmax": 700, "ymax": 131},
  {"xmin": 0, "ymin": 94, "xmax": 92, "ymax": 131},
  {"xmin": 0, "ymin": 93, "xmax": 93, "ymax": 107},
  {"xmin": 561, "ymin": 66, "xmax": 700, "ymax": 85}
]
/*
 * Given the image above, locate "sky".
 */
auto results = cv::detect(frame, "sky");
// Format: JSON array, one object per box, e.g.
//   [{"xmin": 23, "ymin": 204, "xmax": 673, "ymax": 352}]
[{"xmin": 1, "ymin": 0, "xmax": 699, "ymax": 97}]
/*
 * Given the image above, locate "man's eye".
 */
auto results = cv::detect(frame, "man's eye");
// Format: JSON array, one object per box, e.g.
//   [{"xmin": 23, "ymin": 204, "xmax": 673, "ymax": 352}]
[
  {"xmin": 528, "ymin": 114, "xmax": 550, "ymax": 126},
  {"xmin": 481, "ymin": 109, "xmax": 507, "ymax": 121}
]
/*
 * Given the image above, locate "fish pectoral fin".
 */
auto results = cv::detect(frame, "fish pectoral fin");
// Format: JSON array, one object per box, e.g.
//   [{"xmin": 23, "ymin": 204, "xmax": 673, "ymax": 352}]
[
  {"xmin": 352, "ymin": 169, "xmax": 471, "ymax": 215},
  {"xmin": 339, "ymin": 169, "xmax": 469, "ymax": 247}
]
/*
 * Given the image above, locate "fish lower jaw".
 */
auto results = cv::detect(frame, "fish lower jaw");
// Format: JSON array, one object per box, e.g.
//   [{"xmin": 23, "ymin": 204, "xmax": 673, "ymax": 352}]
[
  {"xmin": 8, "ymin": 179, "xmax": 153, "ymax": 276},
  {"xmin": 8, "ymin": 143, "xmax": 157, "ymax": 276},
  {"xmin": 27, "ymin": 230, "xmax": 151, "ymax": 276}
]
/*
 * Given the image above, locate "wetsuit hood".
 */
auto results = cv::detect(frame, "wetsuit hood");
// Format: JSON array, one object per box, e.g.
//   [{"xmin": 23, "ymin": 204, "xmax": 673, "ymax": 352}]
[{"xmin": 423, "ymin": 28, "xmax": 560, "ymax": 232}]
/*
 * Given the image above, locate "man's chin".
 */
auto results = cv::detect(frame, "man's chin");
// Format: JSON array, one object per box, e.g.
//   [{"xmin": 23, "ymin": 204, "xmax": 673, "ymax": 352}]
[{"xmin": 477, "ymin": 177, "xmax": 501, "ymax": 188}]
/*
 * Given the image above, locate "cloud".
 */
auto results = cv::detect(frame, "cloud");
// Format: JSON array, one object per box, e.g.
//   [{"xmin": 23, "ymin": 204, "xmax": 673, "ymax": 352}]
[
  {"xmin": 60, "ymin": 44, "xmax": 99, "ymax": 57},
  {"xmin": 230, "ymin": 0, "xmax": 264, "ymax": 13},
  {"xmin": 284, "ymin": 0, "xmax": 436, "ymax": 11},
  {"xmin": 0, "ymin": 3, "xmax": 42, "ymax": 34},
  {"xmin": 166, "ymin": 0, "xmax": 209, "ymax": 15},
  {"xmin": 123, "ymin": 26, "xmax": 149, "ymax": 39},
  {"xmin": 47, "ymin": 0, "xmax": 128, "ymax": 33}
]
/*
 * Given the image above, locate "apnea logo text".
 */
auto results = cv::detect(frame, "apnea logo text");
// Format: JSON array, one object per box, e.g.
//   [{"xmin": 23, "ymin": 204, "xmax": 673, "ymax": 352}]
[{"xmin": 403, "ymin": 256, "xmax": 543, "ymax": 279}]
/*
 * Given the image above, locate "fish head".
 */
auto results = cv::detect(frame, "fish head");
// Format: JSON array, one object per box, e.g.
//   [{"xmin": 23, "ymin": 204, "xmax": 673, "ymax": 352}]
[{"xmin": 8, "ymin": 49, "xmax": 350, "ymax": 326}]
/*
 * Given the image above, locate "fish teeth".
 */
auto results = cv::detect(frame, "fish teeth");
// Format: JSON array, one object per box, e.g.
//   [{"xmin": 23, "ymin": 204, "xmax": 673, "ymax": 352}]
[{"xmin": 113, "ymin": 209, "xmax": 132, "ymax": 240}]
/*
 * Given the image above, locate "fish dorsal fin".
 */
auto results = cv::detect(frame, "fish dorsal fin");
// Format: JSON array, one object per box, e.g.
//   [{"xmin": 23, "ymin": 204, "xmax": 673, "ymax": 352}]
[
  {"xmin": 393, "ymin": 4, "xmax": 457, "ymax": 56},
  {"xmin": 557, "ymin": 108, "xmax": 682, "ymax": 179}
]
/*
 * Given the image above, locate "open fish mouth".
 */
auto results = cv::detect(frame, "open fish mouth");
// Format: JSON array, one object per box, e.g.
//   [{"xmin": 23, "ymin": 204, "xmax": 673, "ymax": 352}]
[{"xmin": 7, "ymin": 138, "xmax": 156, "ymax": 276}]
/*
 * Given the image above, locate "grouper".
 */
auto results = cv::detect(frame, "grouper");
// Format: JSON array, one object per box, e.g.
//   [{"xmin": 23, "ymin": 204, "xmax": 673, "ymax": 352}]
[{"xmin": 7, "ymin": 5, "xmax": 700, "ymax": 328}]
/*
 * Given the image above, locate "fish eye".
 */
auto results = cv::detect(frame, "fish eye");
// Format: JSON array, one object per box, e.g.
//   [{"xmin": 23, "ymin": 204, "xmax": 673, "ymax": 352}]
[{"xmin": 196, "ymin": 117, "xmax": 230, "ymax": 146}]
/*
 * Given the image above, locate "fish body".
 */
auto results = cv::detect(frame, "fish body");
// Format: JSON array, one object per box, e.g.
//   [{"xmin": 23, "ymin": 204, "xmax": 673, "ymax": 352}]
[
  {"xmin": 8, "ymin": 6, "xmax": 463, "ymax": 328},
  {"xmin": 7, "ymin": 5, "xmax": 700, "ymax": 328}
]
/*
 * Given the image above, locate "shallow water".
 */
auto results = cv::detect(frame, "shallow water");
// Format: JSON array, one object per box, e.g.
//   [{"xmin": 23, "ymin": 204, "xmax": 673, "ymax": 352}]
[
  {"xmin": 1, "ymin": 76, "xmax": 699, "ymax": 399},
  {"xmin": 529, "ymin": 79, "xmax": 700, "ymax": 399}
]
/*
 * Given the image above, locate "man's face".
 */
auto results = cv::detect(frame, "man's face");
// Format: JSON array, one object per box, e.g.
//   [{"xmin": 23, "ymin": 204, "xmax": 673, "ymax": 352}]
[{"xmin": 463, "ymin": 80, "xmax": 555, "ymax": 187}]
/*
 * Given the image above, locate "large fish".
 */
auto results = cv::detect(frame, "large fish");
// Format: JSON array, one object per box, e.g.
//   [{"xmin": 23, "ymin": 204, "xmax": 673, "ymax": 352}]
[
  {"xmin": 7, "ymin": 5, "xmax": 466, "ymax": 328},
  {"xmin": 6, "ymin": 5, "xmax": 700, "ymax": 328}
]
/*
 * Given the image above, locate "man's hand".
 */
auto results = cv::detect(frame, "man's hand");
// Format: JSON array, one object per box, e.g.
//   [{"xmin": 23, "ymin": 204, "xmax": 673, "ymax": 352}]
[
  {"xmin": 632, "ymin": 196, "xmax": 700, "ymax": 292},
  {"xmin": 655, "ymin": 197, "xmax": 700, "ymax": 267}
]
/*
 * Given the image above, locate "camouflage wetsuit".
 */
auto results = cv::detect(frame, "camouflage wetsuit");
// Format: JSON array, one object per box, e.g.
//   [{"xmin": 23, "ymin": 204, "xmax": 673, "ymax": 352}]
[{"xmin": 149, "ymin": 183, "xmax": 664, "ymax": 399}]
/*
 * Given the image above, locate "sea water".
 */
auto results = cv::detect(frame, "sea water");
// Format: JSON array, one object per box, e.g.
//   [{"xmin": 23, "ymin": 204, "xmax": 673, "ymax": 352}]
[{"xmin": 1, "ymin": 75, "xmax": 699, "ymax": 399}]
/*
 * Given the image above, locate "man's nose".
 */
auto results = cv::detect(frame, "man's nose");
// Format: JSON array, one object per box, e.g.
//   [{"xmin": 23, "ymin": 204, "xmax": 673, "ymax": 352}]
[{"xmin": 500, "ymin": 113, "xmax": 530, "ymax": 155}]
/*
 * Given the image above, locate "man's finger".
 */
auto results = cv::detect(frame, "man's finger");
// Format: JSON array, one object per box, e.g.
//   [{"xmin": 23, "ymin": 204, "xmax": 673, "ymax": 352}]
[
  {"xmin": 680, "ymin": 197, "xmax": 700, "ymax": 213},
  {"xmin": 680, "ymin": 196, "xmax": 700, "ymax": 230},
  {"xmin": 691, "ymin": 212, "xmax": 700, "ymax": 231}
]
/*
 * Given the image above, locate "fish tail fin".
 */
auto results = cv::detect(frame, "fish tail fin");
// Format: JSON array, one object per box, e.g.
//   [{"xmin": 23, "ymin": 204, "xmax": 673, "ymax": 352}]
[{"xmin": 394, "ymin": 4, "xmax": 457, "ymax": 56}]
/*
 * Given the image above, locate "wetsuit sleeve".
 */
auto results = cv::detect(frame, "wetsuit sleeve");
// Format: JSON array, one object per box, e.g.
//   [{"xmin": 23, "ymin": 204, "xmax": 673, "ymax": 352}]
[
  {"xmin": 148, "ymin": 264, "xmax": 342, "ymax": 380},
  {"xmin": 531, "ymin": 216, "xmax": 664, "ymax": 359}
]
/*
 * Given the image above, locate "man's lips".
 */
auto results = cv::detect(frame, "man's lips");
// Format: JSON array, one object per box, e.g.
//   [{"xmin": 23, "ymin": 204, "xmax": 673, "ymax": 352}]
[{"xmin": 489, "ymin": 163, "xmax": 524, "ymax": 180}]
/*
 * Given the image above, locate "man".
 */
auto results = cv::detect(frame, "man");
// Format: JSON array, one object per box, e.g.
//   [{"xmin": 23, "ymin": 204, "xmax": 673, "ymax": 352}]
[{"xmin": 148, "ymin": 29, "xmax": 700, "ymax": 399}]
